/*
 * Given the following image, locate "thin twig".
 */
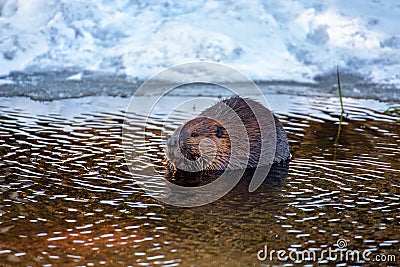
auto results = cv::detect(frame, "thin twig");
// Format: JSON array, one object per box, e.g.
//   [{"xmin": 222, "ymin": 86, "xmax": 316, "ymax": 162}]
[
  {"xmin": 337, "ymin": 66, "xmax": 344, "ymax": 114},
  {"xmin": 334, "ymin": 67, "xmax": 345, "ymax": 151}
]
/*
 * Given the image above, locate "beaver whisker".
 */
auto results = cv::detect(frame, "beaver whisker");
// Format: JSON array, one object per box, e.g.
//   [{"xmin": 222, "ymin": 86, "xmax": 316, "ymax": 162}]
[{"xmin": 200, "ymin": 149, "xmax": 219, "ymax": 155}]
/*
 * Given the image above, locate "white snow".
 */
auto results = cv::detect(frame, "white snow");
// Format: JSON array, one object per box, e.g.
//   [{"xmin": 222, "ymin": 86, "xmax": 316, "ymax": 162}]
[
  {"xmin": 66, "ymin": 72, "xmax": 83, "ymax": 81},
  {"xmin": 0, "ymin": 78, "xmax": 14, "ymax": 85},
  {"xmin": 0, "ymin": 0, "xmax": 399, "ymax": 86}
]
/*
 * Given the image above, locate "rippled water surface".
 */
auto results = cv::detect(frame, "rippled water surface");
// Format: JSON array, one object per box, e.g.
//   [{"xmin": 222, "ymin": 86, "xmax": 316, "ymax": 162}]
[{"xmin": 0, "ymin": 93, "xmax": 399, "ymax": 266}]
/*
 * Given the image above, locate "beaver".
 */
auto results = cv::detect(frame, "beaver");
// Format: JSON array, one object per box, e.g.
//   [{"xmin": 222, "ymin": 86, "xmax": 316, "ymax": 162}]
[{"xmin": 166, "ymin": 96, "xmax": 290, "ymax": 171}]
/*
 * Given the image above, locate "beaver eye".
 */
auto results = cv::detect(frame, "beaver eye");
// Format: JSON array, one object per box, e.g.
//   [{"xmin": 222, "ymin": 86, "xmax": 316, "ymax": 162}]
[
  {"xmin": 191, "ymin": 132, "xmax": 199, "ymax": 138},
  {"xmin": 216, "ymin": 126, "xmax": 223, "ymax": 138}
]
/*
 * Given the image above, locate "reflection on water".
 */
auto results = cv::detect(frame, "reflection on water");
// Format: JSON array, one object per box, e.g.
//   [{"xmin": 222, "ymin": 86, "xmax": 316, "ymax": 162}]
[{"xmin": 0, "ymin": 95, "xmax": 399, "ymax": 266}]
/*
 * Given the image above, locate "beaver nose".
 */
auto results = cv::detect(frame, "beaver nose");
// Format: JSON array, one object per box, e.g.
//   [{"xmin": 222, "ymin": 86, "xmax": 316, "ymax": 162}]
[{"xmin": 167, "ymin": 136, "xmax": 178, "ymax": 147}]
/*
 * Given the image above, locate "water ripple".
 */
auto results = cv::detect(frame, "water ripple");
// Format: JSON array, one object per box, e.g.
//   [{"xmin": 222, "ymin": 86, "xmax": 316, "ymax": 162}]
[{"xmin": 0, "ymin": 95, "xmax": 399, "ymax": 266}]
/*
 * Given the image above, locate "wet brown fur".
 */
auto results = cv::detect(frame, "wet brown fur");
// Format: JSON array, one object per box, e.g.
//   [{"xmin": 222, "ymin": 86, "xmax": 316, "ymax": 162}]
[{"xmin": 166, "ymin": 96, "xmax": 290, "ymax": 171}]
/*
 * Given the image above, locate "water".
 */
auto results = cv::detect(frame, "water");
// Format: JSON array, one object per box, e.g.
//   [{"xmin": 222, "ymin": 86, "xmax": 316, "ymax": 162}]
[{"xmin": 0, "ymin": 93, "xmax": 399, "ymax": 266}]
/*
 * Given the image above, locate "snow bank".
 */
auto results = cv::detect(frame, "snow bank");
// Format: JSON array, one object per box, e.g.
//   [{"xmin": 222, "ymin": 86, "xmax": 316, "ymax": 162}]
[{"xmin": 0, "ymin": 0, "xmax": 399, "ymax": 86}]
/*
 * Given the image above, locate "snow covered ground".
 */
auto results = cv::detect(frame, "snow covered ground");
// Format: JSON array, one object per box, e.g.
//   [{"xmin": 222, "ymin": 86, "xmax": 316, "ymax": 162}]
[{"xmin": 0, "ymin": 0, "xmax": 399, "ymax": 99}]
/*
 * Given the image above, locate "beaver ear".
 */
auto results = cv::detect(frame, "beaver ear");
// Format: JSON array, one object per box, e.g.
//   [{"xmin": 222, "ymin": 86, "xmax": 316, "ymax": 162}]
[{"xmin": 216, "ymin": 126, "xmax": 223, "ymax": 138}]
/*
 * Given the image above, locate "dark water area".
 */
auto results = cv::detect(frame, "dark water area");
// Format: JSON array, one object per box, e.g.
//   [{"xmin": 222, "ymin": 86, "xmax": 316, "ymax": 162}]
[{"xmin": 0, "ymin": 93, "xmax": 399, "ymax": 266}]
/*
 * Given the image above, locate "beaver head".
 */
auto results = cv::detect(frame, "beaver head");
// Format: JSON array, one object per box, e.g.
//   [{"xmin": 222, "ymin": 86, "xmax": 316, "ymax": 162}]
[{"xmin": 166, "ymin": 117, "xmax": 231, "ymax": 171}]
